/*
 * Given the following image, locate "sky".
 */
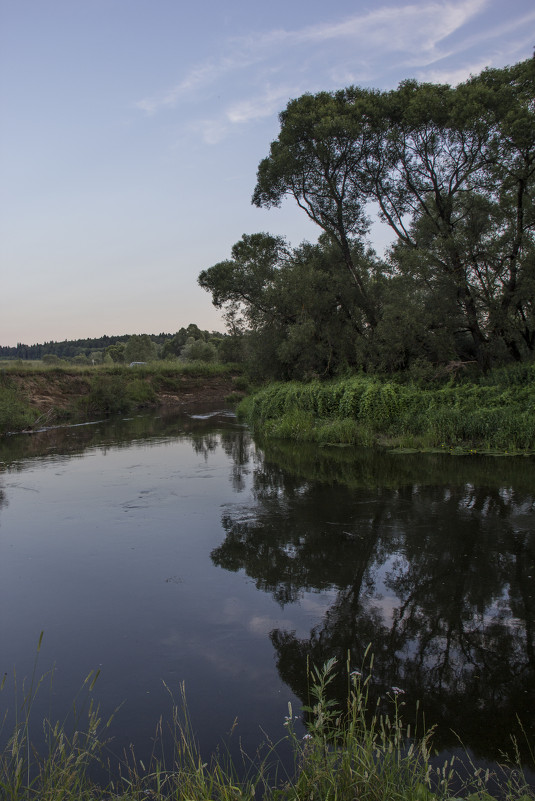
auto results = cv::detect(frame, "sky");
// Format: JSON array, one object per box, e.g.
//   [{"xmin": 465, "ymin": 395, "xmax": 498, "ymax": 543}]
[{"xmin": 1, "ymin": 0, "xmax": 534, "ymax": 347}]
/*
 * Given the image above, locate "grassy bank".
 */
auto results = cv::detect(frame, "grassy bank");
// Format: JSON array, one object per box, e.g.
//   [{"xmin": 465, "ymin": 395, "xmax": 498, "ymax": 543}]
[
  {"xmin": 1, "ymin": 652, "xmax": 533, "ymax": 801},
  {"xmin": 0, "ymin": 362, "xmax": 245, "ymax": 435},
  {"xmin": 238, "ymin": 367, "xmax": 535, "ymax": 453}
]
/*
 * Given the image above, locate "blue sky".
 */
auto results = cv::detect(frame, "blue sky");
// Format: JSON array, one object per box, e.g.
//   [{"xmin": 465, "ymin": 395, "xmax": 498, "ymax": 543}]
[{"xmin": 1, "ymin": 0, "xmax": 533, "ymax": 346}]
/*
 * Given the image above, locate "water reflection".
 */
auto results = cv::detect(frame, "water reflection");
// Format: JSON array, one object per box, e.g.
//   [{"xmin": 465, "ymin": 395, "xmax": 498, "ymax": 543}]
[
  {"xmin": 0, "ymin": 408, "xmax": 242, "ymax": 468},
  {"xmin": 0, "ymin": 409, "xmax": 287, "ymax": 774},
  {"xmin": 1, "ymin": 412, "xmax": 534, "ymax": 776},
  {"xmin": 212, "ymin": 442, "xmax": 535, "ymax": 765}
]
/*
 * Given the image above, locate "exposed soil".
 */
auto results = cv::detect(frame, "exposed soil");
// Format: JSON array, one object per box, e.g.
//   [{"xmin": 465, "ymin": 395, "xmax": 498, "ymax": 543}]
[
  {"xmin": 10, "ymin": 374, "xmax": 92, "ymax": 413},
  {"xmin": 9, "ymin": 371, "xmax": 240, "ymax": 420},
  {"xmin": 147, "ymin": 375, "xmax": 240, "ymax": 410}
]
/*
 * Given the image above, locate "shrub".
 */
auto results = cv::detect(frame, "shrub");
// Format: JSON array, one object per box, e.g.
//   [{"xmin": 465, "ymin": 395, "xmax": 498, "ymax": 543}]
[
  {"xmin": 180, "ymin": 339, "xmax": 218, "ymax": 362},
  {"xmin": 77, "ymin": 375, "xmax": 131, "ymax": 416},
  {"xmin": 0, "ymin": 386, "xmax": 35, "ymax": 434},
  {"xmin": 126, "ymin": 379, "xmax": 157, "ymax": 407}
]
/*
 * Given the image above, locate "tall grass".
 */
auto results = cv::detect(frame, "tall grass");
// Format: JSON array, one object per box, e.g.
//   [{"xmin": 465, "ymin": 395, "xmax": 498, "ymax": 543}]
[
  {"xmin": 0, "ymin": 361, "xmax": 236, "ymax": 379},
  {"xmin": 0, "ymin": 633, "xmax": 110, "ymax": 801},
  {"xmin": 239, "ymin": 371, "xmax": 535, "ymax": 452},
  {"xmin": 1, "ymin": 645, "xmax": 533, "ymax": 800}
]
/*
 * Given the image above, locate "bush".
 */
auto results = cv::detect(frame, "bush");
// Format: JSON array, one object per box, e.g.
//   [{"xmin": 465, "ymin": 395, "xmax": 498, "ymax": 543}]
[
  {"xmin": 77, "ymin": 375, "xmax": 131, "ymax": 416},
  {"xmin": 126, "ymin": 378, "xmax": 157, "ymax": 407},
  {"xmin": 0, "ymin": 386, "xmax": 35, "ymax": 434},
  {"xmin": 180, "ymin": 339, "xmax": 218, "ymax": 362}
]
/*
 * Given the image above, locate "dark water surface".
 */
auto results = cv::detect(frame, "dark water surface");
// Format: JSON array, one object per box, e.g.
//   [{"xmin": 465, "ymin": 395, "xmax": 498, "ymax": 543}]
[{"xmin": 1, "ymin": 406, "xmax": 534, "ymax": 781}]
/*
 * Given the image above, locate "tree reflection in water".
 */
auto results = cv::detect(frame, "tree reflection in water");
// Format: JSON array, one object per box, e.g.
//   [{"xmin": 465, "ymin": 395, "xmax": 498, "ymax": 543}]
[{"xmin": 211, "ymin": 440, "xmax": 535, "ymax": 766}]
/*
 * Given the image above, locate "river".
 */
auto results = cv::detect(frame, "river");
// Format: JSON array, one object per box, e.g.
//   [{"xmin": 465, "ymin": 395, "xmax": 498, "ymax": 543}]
[{"xmin": 1, "ymin": 405, "xmax": 534, "ymax": 785}]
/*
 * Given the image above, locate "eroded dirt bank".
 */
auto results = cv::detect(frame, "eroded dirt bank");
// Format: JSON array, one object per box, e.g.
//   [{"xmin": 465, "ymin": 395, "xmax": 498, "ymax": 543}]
[
  {"xmin": 5, "ymin": 369, "xmax": 242, "ymax": 431},
  {"xmin": 12, "ymin": 372, "xmax": 236, "ymax": 410}
]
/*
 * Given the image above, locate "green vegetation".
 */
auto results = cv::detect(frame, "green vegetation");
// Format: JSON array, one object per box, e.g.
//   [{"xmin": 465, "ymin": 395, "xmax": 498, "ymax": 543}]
[
  {"xmin": 200, "ymin": 57, "xmax": 535, "ymax": 382},
  {"xmin": 1, "ymin": 646, "xmax": 533, "ymax": 801},
  {"xmin": 0, "ymin": 324, "xmax": 231, "ymax": 367},
  {"xmin": 0, "ymin": 374, "xmax": 35, "ymax": 434},
  {"xmin": 238, "ymin": 366, "xmax": 535, "ymax": 453},
  {"xmin": 0, "ymin": 362, "xmax": 239, "ymax": 435},
  {"xmin": 4, "ymin": 59, "xmax": 535, "ymax": 442}
]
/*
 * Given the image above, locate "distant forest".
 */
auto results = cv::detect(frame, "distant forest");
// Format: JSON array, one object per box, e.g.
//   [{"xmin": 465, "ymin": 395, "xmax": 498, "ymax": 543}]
[
  {"xmin": 1, "ymin": 334, "xmax": 140, "ymax": 361},
  {"xmin": 0, "ymin": 324, "xmax": 226, "ymax": 364}
]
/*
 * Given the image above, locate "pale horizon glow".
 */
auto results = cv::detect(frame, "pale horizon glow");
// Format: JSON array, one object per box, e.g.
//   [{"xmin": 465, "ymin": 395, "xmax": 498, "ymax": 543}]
[{"xmin": 1, "ymin": 0, "xmax": 533, "ymax": 346}]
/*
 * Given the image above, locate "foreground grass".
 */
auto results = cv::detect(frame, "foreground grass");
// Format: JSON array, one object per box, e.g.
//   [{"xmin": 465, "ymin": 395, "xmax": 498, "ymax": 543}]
[
  {"xmin": 1, "ymin": 650, "xmax": 533, "ymax": 801},
  {"xmin": 238, "ymin": 366, "xmax": 535, "ymax": 453},
  {"xmin": 0, "ymin": 362, "xmax": 242, "ymax": 435}
]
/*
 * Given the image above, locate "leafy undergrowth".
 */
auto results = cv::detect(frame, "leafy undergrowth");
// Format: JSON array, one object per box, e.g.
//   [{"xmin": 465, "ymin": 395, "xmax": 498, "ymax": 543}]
[{"xmin": 239, "ymin": 369, "xmax": 535, "ymax": 454}]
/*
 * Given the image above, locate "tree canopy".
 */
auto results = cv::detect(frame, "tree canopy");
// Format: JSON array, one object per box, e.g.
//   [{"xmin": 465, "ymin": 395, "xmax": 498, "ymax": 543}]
[{"xmin": 200, "ymin": 56, "xmax": 535, "ymax": 379}]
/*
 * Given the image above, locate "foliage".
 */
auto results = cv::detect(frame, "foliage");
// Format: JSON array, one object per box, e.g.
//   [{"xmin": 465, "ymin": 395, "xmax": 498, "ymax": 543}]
[
  {"xmin": 200, "ymin": 56, "xmax": 535, "ymax": 379},
  {"xmin": 105, "ymin": 342, "xmax": 125, "ymax": 363},
  {"xmin": 200, "ymin": 234, "xmax": 382, "ymax": 380},
  {"xmin": 161, "ymin": 324, "xmax": 213, "ymax": 360},
  {"xmin": 0, "ymin": 326, "xmax": 231, "ymax": 366},
  {"xmin": 0, "ymin": 384, "xmax": 35, "ymax": 434},
  {"xmin": 124, "ymin": 334, "xmax": 158, "ymax": 364},
  {"xmin": 239, "ymin": 368, "xmax": 535, "ymax": 452},
  {"xmin": 252, "ymin": 89, "xmax": 380, "ymax": 330},
  {"xmin": 126, "ymin": 378, "xmax": 157, "ymax": 407},
  {"xmin": 0, "ymin": 363, "xmax": 239, "ymax": 434},
  {"xmin": 76, "ymin": 374, "xmax": 132, "ymax": 416},
  {"xmin": 180, "ymin": 338, "xmax": 218, "ymax": 362}
]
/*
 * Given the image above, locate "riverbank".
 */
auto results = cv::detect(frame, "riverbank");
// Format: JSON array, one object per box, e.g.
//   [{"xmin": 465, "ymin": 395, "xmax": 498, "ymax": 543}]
[
  {"xmin": 4, "ymin": 363, "xmax": 535, "ymax": 454},
  {"xmin": 0, "ymin": 362, "xmax": 245, "ymax": 435},
  {"xmin": 238, "ymin": 368, "xmax": 535, "ymax": 454}
]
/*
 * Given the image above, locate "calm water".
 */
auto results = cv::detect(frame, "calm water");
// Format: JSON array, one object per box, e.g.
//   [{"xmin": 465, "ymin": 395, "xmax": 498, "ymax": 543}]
[{"xmin": 1, "ymin": 406, "xmax": 534, "ymax": 781}]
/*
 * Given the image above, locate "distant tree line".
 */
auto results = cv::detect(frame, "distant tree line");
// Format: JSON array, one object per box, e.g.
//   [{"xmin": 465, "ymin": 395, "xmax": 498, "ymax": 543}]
[
  {"xmin": 0, "ymin": 325, "xmax": 230, "ymax": 365},
  {"xmin": 0, "ymin": 335, "xmax": 130, "ymax": 361},
  {"xmin": 199, "ymin": 56, "xmax": 535, "ymax": 381}
]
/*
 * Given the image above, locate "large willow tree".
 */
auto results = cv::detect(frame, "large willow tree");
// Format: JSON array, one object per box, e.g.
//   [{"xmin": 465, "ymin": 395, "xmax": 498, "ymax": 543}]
[{"xmin": 252, "ymin": 57, "xmax": 535, "ymax": 369}]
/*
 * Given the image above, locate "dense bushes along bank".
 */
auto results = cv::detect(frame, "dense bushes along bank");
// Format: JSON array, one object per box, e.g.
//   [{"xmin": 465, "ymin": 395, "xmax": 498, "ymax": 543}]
[
  {"xmin": 3, "ymin": 361, "xmax": 534, "ymax": 453},
  {"xmin": 0, "ymin": 362, "xmax": 246, "ymax": 435},
  {"xmin": 238, "ymin": 366, "xmax": 535, "ymax": 454}
]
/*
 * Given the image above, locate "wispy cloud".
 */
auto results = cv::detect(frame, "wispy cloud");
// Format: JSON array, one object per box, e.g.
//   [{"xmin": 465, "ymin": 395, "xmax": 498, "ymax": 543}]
[
  {"xmin": 442, "ymin": 6, "xmax": 535, "ymax": 53},
  {"xmin": 190, "ymin": 83, "xmax": 300, "ymax": 145},
  {"xmin": 412, "ymin": 7, "xmax": 535, "ymax": 83},
  {"xmin": 237, "ymin": 0, "xmax": 488, "ymax": 63},
  {"xmin": 136, "ymin": 54, "xmax": 259, "ymax": 115},
  {"xmin": 135, "ymin": 0, "xmax": 533, "ymax": 146},
  {"xmin": 226, "ymin": 84, "xmax": 300, "ymax": 125},
  {"xmin": 421, "ymin": 60, "xmax": 492, "ymax": 86},
  {"xmin": 136, "ymin": 0, "xmax": 492, "ymax": 117},
  {"xmin": 136, "ymin": 64, "xmax": 219, "ymax": 114},
  {"xmin": 195, "ymin": 118, "xmax": 230, "ymax": 146}
]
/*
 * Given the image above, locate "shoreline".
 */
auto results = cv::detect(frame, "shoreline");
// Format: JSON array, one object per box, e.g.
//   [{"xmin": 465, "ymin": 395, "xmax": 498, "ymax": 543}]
[{"xmin": 0, "ymin": 363, "xmax": 243, "ymax": 435}]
